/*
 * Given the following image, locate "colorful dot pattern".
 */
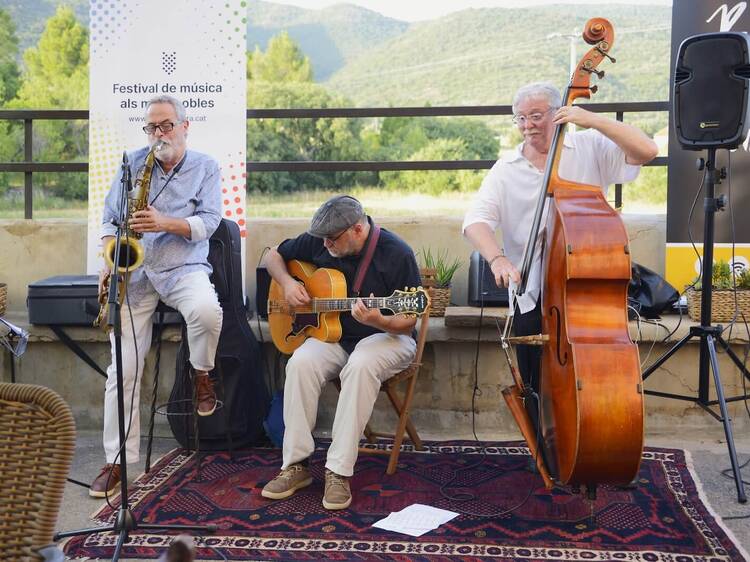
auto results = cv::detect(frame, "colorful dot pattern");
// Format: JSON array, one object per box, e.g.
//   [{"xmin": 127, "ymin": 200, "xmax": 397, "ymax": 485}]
[
  {"xmin": 198, "ymin": 1, "xmax": 247, "ymax": 77},
  {"xmin": 220, "ymin": 150, "xmax": 247, "ymax": 238},
  {"xmin": 87, "ymin": 115, "xmax": 128, "ymax": 263}
]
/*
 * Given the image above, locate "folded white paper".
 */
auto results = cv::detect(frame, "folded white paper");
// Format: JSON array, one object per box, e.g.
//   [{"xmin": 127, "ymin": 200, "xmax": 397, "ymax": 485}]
[{"xmin": 372, "ymin": 503, "xmax": 460, "ymax": 537}]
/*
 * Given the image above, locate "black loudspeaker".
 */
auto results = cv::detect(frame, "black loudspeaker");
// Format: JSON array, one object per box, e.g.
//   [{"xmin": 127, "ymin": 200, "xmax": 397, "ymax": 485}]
[
  {"xmin": 256, "ymin": 266, "xmax": 271, "ymax": 319},
  {"xmin": 674, "ymin": 32, "xmax": 750, "ymax": 150},
  {"xmin": 468, "ymin": 251, "xmax": 509, "ymax": 307}
]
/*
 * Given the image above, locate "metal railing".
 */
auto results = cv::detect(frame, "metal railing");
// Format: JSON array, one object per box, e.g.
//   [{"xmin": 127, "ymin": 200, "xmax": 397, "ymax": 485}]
[{"xmin": 0, "ymin": 101, "xmax": 669, "ymax": 218}]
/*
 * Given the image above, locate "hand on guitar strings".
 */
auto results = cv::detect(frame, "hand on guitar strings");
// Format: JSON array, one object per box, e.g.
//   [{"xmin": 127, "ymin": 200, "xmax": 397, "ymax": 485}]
[
  {"xmin": 282, "ymin": 279, "xmax": 311, "ymax": 307},
  {"xmin": 351, "ymin": 293, "xmax": 386, "ymax": 329}
]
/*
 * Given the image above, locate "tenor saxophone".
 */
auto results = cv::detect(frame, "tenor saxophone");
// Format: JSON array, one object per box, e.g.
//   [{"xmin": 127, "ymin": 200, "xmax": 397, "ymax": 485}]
[{"xmin": 94, "ymin": 141, "xmax": 164, "ymax": 329}]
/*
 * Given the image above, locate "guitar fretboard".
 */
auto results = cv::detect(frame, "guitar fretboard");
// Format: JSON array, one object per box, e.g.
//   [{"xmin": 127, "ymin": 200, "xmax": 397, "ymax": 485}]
[{"xmin": 269, "ymin": 297, "xmax": 388, "ymax": 314}]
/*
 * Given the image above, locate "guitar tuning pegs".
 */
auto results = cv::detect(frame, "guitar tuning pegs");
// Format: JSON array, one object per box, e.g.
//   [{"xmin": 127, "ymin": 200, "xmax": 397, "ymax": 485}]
[{"xmin": 589, "ymin": 85, "xmax": 598, "ymax": 94}]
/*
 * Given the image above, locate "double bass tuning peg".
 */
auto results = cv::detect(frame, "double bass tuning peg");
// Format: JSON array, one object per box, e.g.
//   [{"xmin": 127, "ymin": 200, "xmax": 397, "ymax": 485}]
[
  {"xmin": 595, "ymin": 47, "xmax": 616, "ymax": 64},
  {"xmin": 582, "ymin": 66, "xmax": 605, "ymax": 79}
]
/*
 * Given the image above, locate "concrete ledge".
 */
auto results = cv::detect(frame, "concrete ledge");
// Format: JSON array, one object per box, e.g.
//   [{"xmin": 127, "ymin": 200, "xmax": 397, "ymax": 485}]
[{"xmin": 7, "ymin": 307, "xmax": 749, "ymax": 346}]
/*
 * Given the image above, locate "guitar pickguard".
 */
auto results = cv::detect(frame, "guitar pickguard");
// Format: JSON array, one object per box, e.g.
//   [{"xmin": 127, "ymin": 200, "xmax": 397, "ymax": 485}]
[{"xmin": 286, "ymin": 313, "xmax": 320, "ymax": 342}]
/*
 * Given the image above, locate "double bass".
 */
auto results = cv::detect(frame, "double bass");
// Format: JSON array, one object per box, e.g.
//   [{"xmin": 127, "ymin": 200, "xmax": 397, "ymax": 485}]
[{"xmin": 501, "ymin": 18, "xmax": 644, "ymax": 495}]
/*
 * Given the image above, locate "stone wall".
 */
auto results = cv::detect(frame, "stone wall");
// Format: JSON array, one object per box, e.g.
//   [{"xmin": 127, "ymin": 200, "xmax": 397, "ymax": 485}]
[{"xmin": 4, "ymin": 215, "xmax": 747, "ymax": 440}]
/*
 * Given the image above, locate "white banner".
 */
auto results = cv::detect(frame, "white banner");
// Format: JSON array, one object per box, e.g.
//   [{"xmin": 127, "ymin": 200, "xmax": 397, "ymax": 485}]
[{"xmin": 87, "ymin": 0, "xmax": 247, "ymax": 274}]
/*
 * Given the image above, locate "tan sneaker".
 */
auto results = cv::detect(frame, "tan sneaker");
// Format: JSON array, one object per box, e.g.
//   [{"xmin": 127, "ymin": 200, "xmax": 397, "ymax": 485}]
[
  {"xmin": 261, "ymin": 463, "xmax": 312, "ymax": 500},
  {"xmin": 323, "ymin": 469, "xmax": 352, "ymax": 510}
]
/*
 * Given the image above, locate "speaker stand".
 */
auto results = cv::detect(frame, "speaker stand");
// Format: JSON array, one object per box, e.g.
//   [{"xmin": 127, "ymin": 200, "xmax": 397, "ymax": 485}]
[{"xmin": 642, "ymin": 147, "xmax": 749, "ymax": 503}]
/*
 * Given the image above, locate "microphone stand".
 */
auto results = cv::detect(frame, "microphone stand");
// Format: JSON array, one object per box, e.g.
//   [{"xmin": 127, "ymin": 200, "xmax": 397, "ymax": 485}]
[{"xmin": 54, "ymin": 152, "xmax": 215, "ymax": 559}]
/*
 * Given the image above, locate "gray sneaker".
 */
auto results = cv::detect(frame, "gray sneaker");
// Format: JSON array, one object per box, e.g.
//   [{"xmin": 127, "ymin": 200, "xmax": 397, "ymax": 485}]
[
  {"xmin": 323, "ymin": 469, "xmax": 352, "ymax": 510},
  {"xmin": 261, "ymin": 464, "xmax": 312, "ymax": 500}
]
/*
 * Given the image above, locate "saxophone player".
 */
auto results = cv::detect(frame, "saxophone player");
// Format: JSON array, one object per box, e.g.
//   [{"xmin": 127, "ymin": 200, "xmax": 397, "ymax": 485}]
[{"xmin": 92, "ymin": 95, "xmax": 223, "ymax": 498}]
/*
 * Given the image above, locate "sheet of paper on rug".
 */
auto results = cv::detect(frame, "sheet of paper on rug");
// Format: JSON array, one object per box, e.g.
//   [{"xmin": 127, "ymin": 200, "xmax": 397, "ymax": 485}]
[{"xmin": 373, "ymin": 504, "xmax": 460, "ymax": 537}]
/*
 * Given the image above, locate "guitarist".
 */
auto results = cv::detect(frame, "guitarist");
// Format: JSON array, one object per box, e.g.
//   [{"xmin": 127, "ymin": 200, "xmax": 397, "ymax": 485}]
[{"xmin": 261, "ymin": 195, "xmax": 421, "ymax": 510}]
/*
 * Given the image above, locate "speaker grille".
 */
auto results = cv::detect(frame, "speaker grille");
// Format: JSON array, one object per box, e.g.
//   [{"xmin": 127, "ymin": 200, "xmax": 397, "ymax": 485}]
[{"xmin": 674, "ymin": 32, "xmax": 750, "ymax": 149}]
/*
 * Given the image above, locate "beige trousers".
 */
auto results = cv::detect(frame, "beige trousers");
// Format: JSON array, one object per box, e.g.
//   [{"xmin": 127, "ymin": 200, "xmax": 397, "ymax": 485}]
[
  {"xmin": 281, "ymin": 332, "xmax": 416, "ymax": 477},
  {"xmin": 103, "ymin": 271, "xmax": 223, "ymax": 463}
]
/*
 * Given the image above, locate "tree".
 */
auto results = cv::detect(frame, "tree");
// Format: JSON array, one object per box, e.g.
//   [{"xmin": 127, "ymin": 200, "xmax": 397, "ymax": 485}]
[
  {"xmin": 0, "ymin": 8, "xmax": 22, "ymax": 194},
  {"xmin": 381, "ymin": 138, "xmax": 484, "ymax": 194},
  {"xmin": 9, "ymin": 6, "xmax": 89, "ymax": 199},
  {"xmin": 249, "ymin": 32, "xmax": 313, "ymax": 83},
  {"xmin": 248, "ymin": 81, "xmax": 371, "ymax": 193},
  {"xmin": 248, "ymin": 33, "xmax": 369, "ymax": 193},
  {"xmin": 0, "ymin": 8, "xmax": 20, "ymax": 105}
]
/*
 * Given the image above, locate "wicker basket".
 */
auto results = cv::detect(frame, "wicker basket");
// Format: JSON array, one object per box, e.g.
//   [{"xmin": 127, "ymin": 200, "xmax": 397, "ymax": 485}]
[
  {"xmin": 686, "ymin": 288, "xmax": 750, "ymax": 322},
  {"xmin": 419, "ymin": 268, "xmax": 437, "ymax": 288},
  {"xmin": 428, "ymin": 287, "xmax": 451, "ymax": 317},
  {"xmin": 0, "ymin": 283, "xmax": 6, "ymax": 317}
]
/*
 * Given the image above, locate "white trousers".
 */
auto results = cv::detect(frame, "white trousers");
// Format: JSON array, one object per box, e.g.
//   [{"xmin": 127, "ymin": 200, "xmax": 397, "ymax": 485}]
[
  {"xmin": 103, "ymin": 271, "xmax": 223, "ymax": 463},
  {"xmin": 281, "ymin": 332, "xmax": 416, "ymax": 477}
]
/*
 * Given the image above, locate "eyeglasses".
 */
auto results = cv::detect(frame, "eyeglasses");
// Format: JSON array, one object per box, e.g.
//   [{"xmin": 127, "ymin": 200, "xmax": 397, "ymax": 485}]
[
  {"xmin": 512, "ymin": 108, "xmax": 555, "ymax": 126},
  {"xmin": 324, "ymin": 227, "xmax": 350, "ymax": 245},
  {"xmin": 142, "ymin": 121, "xmax": 180, "ymax": 134}
]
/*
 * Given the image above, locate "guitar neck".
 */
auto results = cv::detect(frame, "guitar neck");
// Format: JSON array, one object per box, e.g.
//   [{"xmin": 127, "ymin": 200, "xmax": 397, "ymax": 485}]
[{"xmin": 311, "ymin": 297, "xmax": 388, "ymax": 312}]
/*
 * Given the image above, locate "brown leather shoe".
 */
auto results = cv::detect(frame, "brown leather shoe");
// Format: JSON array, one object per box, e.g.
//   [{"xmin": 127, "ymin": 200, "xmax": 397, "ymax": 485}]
[
  {"xmin": 195, "ymin": 373, "xmax": 217, "ymax": 417},
  {"xmin": 89, "ymin": 463, "xmax": 121, "ymax": 498}
]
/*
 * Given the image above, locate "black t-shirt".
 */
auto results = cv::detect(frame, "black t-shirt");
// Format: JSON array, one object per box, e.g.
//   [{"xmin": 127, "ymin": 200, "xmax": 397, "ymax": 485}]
[{"xmin": 277, "ymin": 217, "xmax": 421, "ymax": 353}]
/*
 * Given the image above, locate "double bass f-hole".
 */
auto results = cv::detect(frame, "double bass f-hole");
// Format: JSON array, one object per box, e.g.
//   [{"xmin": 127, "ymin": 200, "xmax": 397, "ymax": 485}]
[{"xmin": 549, "ymin": 305, "xmax": 568, "ymax": 366}]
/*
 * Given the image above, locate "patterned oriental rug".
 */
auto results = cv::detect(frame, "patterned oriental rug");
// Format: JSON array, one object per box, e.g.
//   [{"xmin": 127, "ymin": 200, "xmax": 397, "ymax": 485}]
[{"xmin": 63, "ymin": 441, "xmax": 748, "ymax": 561}]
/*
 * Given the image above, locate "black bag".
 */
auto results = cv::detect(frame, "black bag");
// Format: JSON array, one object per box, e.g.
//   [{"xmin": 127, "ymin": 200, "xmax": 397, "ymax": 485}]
[
  {"xmin": 168, "ymin": 219, "xmax": 270, "ymax": 450},
  {"xmin": 628, "ymin": 263, "xmax": 679, "ymax": 319}
]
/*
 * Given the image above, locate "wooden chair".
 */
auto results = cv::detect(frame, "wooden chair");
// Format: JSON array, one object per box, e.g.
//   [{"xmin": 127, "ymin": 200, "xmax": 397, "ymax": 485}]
[
  {"xmin": 336, "ymin": 307, "xmax": 430, "ymax": 475},
  {"xmin": 0, "ymin": 383, "xmax": 76, "ymax": 562}
]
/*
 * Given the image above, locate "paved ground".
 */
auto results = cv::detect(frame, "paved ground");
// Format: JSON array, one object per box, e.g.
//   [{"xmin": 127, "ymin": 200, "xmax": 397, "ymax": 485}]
[{"xmin": 56, "ymin": 427, "xmax": 750, "ymax": 561}]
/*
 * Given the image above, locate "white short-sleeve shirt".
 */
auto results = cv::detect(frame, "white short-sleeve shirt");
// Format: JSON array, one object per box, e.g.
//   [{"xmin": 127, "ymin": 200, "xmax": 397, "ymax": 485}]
[{"xmin": 462, "ymin": 129, "xmax": 641, "ymax": 313}]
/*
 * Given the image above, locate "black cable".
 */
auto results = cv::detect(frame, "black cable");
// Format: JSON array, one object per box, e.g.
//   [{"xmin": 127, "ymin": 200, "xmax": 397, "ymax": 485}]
[
  {"xmin": 720, "ymin": 455, "xmax": 750, "ymax": 486},
  {"xmin": 437, "ymin": 256, "xmax": 545, "ymax": 517},
  {"xmin": 655, "ymin": 163, "xmax": 708, "ymax": 346}
]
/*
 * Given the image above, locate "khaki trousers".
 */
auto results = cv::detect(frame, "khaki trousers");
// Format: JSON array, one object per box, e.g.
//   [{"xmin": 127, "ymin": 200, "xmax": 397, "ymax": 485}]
[
  {"xmin": 103, "ymin": 271, "xmax": 223, "ymax": 463},
  {"xmin": 281, "ymin": 332, "xmax": 416, "ymax": 477}
]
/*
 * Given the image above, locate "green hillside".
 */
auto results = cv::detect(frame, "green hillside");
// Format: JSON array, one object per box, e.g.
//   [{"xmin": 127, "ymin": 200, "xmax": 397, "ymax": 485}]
[
  {"xmin": 248, "ymin": 1, "xmax": 409, "ymax": 80},
  {"xmin": 0, "ymin": 0, "xmax": 87, "ymax": 55},
  {"xmin": 326, "ymin": 4, "xmax": 671, "ymax": 109}
]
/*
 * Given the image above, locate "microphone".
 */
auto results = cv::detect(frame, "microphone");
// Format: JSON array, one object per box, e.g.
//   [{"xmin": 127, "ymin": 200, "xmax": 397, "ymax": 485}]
[{"xmin": 121, "ymin": 150, "xmax": 133, "ymax": 192}]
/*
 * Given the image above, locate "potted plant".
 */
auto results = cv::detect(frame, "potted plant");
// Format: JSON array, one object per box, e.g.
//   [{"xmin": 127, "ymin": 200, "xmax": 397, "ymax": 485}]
[
  {"xmin": 418, "ymin": 248, "xmax": 462, "ymax": 317},
  {"xmin": 686, "ymin": 260, "xmax": 750, "ymax": 322}
]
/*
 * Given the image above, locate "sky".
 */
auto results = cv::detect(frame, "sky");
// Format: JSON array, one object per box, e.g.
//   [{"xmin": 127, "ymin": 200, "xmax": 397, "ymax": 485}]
[{"xmin": 275, "ymin": 0, "xmax": 672, "ymax": 22}]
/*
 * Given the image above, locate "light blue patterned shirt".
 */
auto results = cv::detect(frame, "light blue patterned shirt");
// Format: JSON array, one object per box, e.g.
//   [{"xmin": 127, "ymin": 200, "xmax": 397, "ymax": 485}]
[{"xmin": 101, "ymin": 147, "xmax": 222, "ymax": 305}]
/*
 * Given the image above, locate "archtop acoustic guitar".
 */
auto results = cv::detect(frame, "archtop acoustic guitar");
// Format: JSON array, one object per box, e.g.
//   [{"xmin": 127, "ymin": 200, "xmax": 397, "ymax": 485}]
[{"xmin": 268, "ymin": 259, "xmax": 430, "ymax": 354}]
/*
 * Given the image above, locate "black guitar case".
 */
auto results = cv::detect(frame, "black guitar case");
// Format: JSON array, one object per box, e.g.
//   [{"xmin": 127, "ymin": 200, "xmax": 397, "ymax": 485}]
[{"xmin": 168, "ymin": 219, "xmax": 270, "ymax": 450}]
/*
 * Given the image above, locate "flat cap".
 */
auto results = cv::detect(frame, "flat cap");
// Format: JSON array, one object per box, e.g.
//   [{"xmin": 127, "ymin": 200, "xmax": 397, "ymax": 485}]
[{"xmin": 308, "ymin": 195, "xmax": 365, "ymax": 238}]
